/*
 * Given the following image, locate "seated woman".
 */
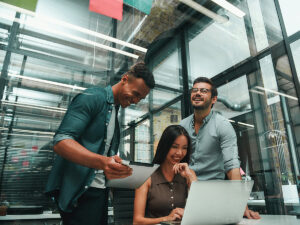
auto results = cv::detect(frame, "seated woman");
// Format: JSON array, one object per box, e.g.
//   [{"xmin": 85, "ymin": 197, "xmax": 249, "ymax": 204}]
[{"xmin": 133, "ymin": 125, "xmax": 197, "ymax": 225}]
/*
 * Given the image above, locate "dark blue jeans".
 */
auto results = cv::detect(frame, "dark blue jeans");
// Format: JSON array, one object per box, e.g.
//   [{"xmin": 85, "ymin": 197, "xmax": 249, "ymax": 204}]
[{"xmin": 59, "ymin": 187, "xmax": 109, "ymax": 225}]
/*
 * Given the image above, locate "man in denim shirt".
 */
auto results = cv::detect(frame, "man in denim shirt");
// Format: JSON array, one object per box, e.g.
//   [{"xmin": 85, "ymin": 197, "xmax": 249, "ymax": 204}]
[
  {"xmin": 46, "ymin": 62, "xmax": 155, "ymax": 225},
  {"xmin": 180, "ymin": 77, "xmax": 260, "ymax": 220}
]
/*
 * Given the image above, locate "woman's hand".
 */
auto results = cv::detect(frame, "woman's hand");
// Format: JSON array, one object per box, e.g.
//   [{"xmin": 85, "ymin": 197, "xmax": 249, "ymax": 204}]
[
  {"xmin": 173, "ymin": 163, "xmax": 197, "ymax": 186},
  {"xmin": 173, "ymin": 163, "xmax": 192, "ymax": 178},
  {"xmin": 165, "ymin": 208, "xmax": 184, "ymax": 221}
]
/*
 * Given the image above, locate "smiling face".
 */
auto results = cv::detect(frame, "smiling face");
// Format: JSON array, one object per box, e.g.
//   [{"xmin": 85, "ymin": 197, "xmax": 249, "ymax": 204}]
[
  {"xmin": 165, "ymin": 135, "xmax": 188, "ymax": 165},
  {"xmin": 191, "ymin": 82, "xmax": 217, "ymax": 111},
  {"xmin": 118, "ymin": 74, "xmax": 150, "ymax": 108}
]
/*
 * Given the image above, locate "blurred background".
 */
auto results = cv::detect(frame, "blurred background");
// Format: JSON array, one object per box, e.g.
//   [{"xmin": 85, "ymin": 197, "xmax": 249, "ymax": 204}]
[{"xmin": 1, "ymin": 0, "xmax": 300, "ymax": 224}]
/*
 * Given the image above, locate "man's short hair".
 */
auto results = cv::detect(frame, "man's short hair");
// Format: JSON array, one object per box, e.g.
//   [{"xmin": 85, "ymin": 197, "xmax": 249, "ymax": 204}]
[
  {"xmin": 193, "ymin": 77, "xmax": 218, "ymax": 98},
  {"xmin": 127, "ymin": 62, "xmax": 155, "ymax": 89}
]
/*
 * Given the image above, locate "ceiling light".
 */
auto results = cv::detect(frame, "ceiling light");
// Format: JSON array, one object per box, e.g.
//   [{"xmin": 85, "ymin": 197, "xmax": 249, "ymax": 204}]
[
  {"xmin": 237, "ymin": 121, "xmax": 254, "ymax": 128},
  {"xmin": 179, "ymin": 0, "xmax": 228, "ymax": 23},
  {"xmin": 211, "ymin": 0, "xmax": 245, "ymax": 18},
  {"xmin": 13, "ymin": 17, "xmax": 140, "ymax": 59},
  {"xmin": 255, "ymin": 86, "xmax": 298, "ymax": 101},
  {"xmin": 249, "ymin": 89, "xmax": 265, "ymax": 95},
  {"xmin": 228, "ymin": 119, "xmax": 254, "ymax": 128},
  {"xmin": 2, "ymin": 133, "xmax": 53, "ymax": 138},
  {"xmin": 0, "ymin": 127, "xmax": 55, "ymax": 135},
  {"xmin": 1, "ymin": 100, "xmax": 67, "ymax": 113},
  {"xmin": 0, "ymin": 2, "xmax": 146, "ymax": 56},
  {"xmin": 36, "ymin": 16, "xmax": 147, "ymax": 53},
  {"xmin": 8, "ymin": 73, "xmax": 86, "ymax": 91}
]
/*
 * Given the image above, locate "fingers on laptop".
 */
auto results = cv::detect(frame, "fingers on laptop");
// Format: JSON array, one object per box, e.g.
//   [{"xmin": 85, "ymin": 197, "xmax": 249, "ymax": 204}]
[
  {"xmin": 249, "ymin": 210, "xmax": 260, "ymax": 219},
  {"xmin": 169, "ymin": 208, "xmax": 184, "ymax": 220},
  {"xmin": 244, "ymin": 209, "xmax": 261, "ymax": 219}
]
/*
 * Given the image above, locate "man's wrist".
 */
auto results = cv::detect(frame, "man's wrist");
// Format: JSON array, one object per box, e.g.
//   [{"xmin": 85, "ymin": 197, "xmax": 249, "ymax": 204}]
[{"xmin": 96, "ymin": 155, "xmax": 110, "ymax": 170}]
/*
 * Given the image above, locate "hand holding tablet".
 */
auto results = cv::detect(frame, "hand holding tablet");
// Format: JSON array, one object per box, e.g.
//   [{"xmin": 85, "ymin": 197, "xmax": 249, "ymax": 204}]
[{"xmin": 106, "ymin": 160, "xmax": 159, "ymax": 189}]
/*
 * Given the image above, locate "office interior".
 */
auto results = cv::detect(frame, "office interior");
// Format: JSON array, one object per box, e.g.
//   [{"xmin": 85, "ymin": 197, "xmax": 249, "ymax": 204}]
[{"xmin": 0, "ymin": 0, "xmax": 300, "ymax": 224}]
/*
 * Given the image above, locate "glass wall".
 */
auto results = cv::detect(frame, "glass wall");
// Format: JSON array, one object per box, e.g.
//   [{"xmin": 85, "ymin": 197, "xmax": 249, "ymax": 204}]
[
  {"xmin": 278, "ymin": 0, "xmax": 300, "ymax": 36},
  {"xmin": 1, "ymin": 0, "xmax": 300, "ymax": 219},
  {"xmin": 188, "ymin": 3, "xmax": 250, "ymax": 79},
  {"xmin": 0, "ymin": 0, "xmax": 147, "ymax": 211},
  {"xmin": 291, "ymin": 40, "xmax": 300, "ymax": 89},
  {"xmin": 186, "ymin": 0, "xmax": 300, "ymax": 216}
]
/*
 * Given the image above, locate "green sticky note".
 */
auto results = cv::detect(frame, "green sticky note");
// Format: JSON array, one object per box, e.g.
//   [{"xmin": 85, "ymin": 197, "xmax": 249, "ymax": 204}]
[
  {"xmin": 124, "ymin": 0, "xmax": 153, "ymax": 15},
  {"xmin": 0, "ymin": 0, "xmax": 38, "ymax": 12}
]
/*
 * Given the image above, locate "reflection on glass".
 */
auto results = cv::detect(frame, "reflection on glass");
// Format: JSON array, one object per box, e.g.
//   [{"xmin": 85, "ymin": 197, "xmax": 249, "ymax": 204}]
[
  {"xmin": 214, "ymin": 75, "xmax": 251, "ymax": 119},
  {"xmin": 189, "ymin": 2, "xmax": 250, "ymax": 79},
  {"xmin": 290, "ymin": 39, "xmax": 300, "ymax": 86},
  {"xmin": 279, "ymin": 0, "xmax": 300, "ymax": 36},
  {"xmin": 257, "ymin": 0, "xmax": 282, "ymax": 47},
  {"xmin": 124, "ymin": 96, "xmax": 149, "ymax": 126},
  {"xmin": 153, "ymin": 49, "xmax": 181, "ymax": 90},
  {"xmin": 135, "ymin": 120, "xmax": 150, "ymax": 163},
  {"xmin": 153, "ymin": 101, "xmax": 181, "ymax": 157},
  {"xmin": 152, "ymin": 88, "xmax": 181, "ymax": 110},
  {"xmin": 247, "ymin": 56, "xmax": 299, "ymax": 214},
  {"xmin": 259, "ymin": 55, "xmax": 280, "ymax": 105},
  {"xmin": 0, "ymin": 50, "xmax": 6, "ymax": 72},
  {"xmin": 247, "ymin": 0, "xmax": 268, "ymax": 52}
]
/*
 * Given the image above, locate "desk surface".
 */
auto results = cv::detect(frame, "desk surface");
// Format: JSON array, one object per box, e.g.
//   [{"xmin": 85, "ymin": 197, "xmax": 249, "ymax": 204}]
[
  {"xmin": 1, "ymin": 214, "xmax": 299, "ymax": 224},
  {"xmin": 237, "ymin": 215, "xmax": 300, "ymax": 225},
  {"xmin": 247, "ymin": 199, "xmax": 300, "ymax": 207},
  {"xmin": 0, "ymin": 213, "xmax": 61, "ymax": 220}
]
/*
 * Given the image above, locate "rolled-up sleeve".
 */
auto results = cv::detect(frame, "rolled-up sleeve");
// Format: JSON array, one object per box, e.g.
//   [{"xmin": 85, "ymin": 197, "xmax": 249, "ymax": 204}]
[
  {"xmin": 218, "ymin": 118, "xmax": 240, "ymax": 172},
  {"xmin": 53, "ymin": 91, "xmax": 104, "ymax": 146},
  {"xmin": 53, "ymin": 134, "xmax": 75, "ymax": 146}
]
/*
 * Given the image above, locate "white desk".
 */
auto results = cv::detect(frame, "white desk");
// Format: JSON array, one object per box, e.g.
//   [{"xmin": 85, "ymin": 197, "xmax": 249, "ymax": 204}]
[
  {"xmin": 238, "ymin": 215, "xmax": 300, "ymax": 225},
  {"xmin": 247, "ymin": 200, "xmax": 266, "ymax": 206},
  {"xmin": 248, "ymin": 199, "xmax": 300, "ymax": 207},
  {"xmin": 0, "ymin": 213, "xmax": 61, "ymax": 220}
]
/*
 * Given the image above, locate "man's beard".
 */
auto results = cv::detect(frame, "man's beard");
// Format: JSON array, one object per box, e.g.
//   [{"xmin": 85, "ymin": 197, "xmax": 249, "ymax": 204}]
[{"xmin": 192, "ymin": 99, "xmax": 212, "ymax": 110}]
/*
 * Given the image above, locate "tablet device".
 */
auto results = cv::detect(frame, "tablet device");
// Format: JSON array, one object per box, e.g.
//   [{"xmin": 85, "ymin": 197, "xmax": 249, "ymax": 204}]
[{"xmin": 106, "ymin": 160, "xmax": 159, "ymax": 189}]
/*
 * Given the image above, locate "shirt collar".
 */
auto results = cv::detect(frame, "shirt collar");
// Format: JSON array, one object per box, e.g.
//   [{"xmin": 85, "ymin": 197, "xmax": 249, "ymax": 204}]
[
  {"xmin": 191, "ymin": 110, "xmax": 214, "ymax": 128},
  {"xmin": 105, "ymin": 86, "xmax": 114, "ymax": 104},
  {"xmin": 203, "ymin": 110, "xmax": 213, "ymax": 123}
]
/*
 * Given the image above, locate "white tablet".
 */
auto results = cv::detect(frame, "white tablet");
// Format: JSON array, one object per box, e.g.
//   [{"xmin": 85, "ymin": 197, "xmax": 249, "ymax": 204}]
[{"xmin": 106, "ymin": 160, "xmax": 159, "ymax": 189}]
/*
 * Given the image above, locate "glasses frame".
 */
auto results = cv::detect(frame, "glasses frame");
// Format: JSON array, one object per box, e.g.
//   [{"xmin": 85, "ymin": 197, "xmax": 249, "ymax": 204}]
[{"xmin": 190, "ymin": 88, "xmax": 211, "ymax": 94}]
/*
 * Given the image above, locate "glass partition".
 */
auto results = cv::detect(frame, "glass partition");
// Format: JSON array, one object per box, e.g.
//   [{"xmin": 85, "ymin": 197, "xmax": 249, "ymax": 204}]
[
  {"xmin": 278, "ymin": 0, "xmax": 300, "ymax": 36},
  {"xmin": 153, "ymin": 100, "xmax": 181, "ymax": 156},
  {"xmin": 1, "ymin": 0, "xmax": 300, "ymax": 220},
  {"xmin": 290, "ymin": 39, "xmax": 300, "ymax": 86},
  {"xmin": 134, "ymin": 120, "xmax": 150, "ymax": 163},
  {"xmin": 188, "ymin": 1, "xmax": 250, "ymax": 79}
]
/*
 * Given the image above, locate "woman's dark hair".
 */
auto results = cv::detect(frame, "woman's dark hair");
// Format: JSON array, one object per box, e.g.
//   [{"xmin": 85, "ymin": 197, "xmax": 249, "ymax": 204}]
[{"xmin": 152, "ymin": 125, "xmax": 191, "ymax": 165}]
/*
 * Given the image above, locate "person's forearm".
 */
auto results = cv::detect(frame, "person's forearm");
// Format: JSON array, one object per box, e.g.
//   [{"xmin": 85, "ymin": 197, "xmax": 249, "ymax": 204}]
[
  {"xmin": 226, "ymin": 168, "xmax": 242, "ymax": 180},
  {"xmin": 187, "ymin": 170, "xmax": 197, "ymax": 187},
  {"xmin": 54, "ymin": 139, "xmax": 108, "ymax": 170},
  {"xmin": 133, "ymin": 216, "xmax": 170, "ymax": 225}
]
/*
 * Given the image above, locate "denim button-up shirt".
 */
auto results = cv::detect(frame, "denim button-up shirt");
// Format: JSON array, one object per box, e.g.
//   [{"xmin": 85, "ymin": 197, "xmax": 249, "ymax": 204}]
[
  {"xmin": 180, "ymin": 110, "xmax": 240, "ymax": 180},
  {"xmin": 45, "ymin": 86, "xmax": 119, "ymax": 212}
]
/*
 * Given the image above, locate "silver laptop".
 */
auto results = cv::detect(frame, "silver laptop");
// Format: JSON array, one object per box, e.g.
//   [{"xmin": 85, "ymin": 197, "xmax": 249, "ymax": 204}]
[
  {"xmin": 180, "ymin": 180, "xmax": 254, "ymax": 225},
  {"xmin": 162, "ymin": 180, "xmax": 254, "ymax": 225}
]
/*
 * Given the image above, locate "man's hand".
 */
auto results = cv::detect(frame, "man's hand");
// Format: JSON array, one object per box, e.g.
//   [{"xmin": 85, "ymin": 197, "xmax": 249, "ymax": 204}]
[
  {"xmin": 243, "ymin": 206, "xmax": 260, "ymax": 219},
  {"xmin": 103, "ymin": 155, "xmax": 132, "ymax": 180}
]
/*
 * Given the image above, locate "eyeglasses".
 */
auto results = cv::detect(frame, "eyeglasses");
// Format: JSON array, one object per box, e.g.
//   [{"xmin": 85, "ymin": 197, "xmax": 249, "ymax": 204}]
[{"xmin": 190, "ymin": 88, "xmax": 211, "ymax": 94}]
